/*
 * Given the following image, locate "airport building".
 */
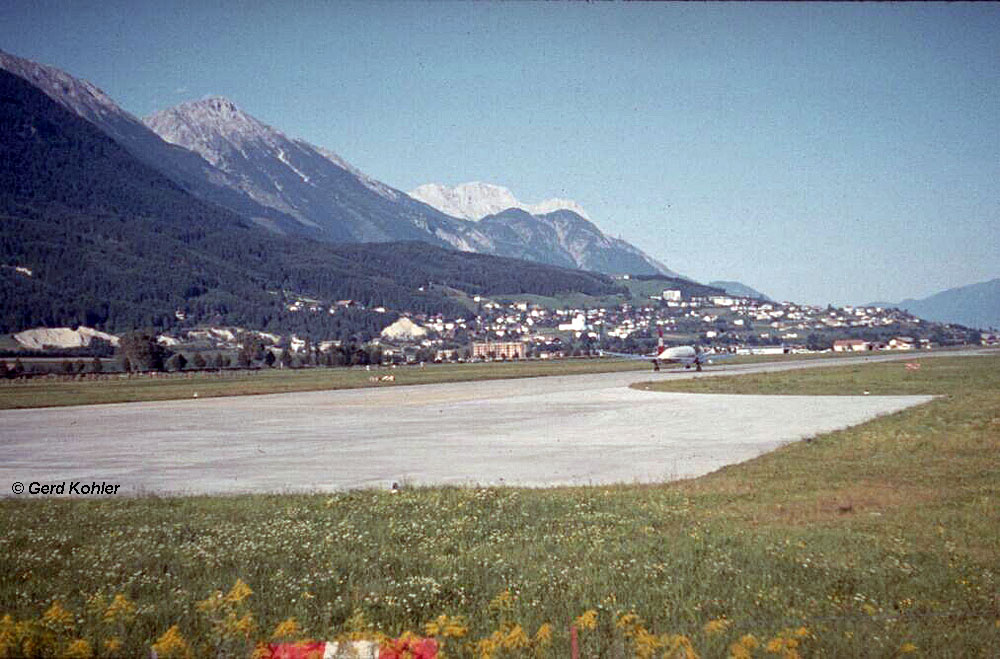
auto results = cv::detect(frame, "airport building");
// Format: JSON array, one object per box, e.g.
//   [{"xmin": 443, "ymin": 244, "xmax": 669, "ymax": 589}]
[
  {"xmin": 833, "ymin": 339, "xmax": 873, "ymax": 352},
  {"xmin": 472, "ymin": 341, "xmax": 526, "ymax": 360}
]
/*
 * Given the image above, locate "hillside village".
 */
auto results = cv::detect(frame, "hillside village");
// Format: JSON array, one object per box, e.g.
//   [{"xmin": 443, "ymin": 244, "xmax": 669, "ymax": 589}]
[
  {"xmin": 369, "ymin": 286, "xmax": 977, "ymax": 363},
  {"xmin": 3, "ymin": 278, "xmax": 983, "ymax": 374}
]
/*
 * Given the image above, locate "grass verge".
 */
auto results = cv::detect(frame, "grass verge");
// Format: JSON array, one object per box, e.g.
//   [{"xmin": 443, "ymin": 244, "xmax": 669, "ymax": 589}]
[
  {"xmin": 0, "ymin": 359, "xmax": 646, "ymax": 411},
  {"xmin": 1, "ymin": 355, "xmax": 997, "ymax": 656}
]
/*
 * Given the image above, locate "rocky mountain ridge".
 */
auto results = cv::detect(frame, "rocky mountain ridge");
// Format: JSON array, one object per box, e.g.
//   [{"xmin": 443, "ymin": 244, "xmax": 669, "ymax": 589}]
[
  {"xmin": 0, "ymin": 49, "xmax": 306, "ymax": 235},
  {"xmin": 143, "ymin": 97, "xmax": 484, "ymax": 247}
]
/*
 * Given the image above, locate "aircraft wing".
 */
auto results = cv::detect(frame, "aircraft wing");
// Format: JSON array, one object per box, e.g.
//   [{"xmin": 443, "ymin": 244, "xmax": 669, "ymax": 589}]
[
  {"xmin": 693, "ymin": 352, "xmax": 735, "ymax": 365},
  {"xmin": 599, "ymin": 348, "xmax": 735, "ymax": 369},
  {"xmin": 598, "ymin": 350, "xmax": 656, "ymax": 361}
]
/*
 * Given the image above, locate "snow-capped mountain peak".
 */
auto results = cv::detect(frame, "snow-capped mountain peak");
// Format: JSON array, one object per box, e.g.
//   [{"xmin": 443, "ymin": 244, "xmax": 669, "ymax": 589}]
[
  {"xmin": 529, "ymin": 197, "xmax": 591, "ymax": 218},
  {"xmin": 409, "ymin": 182, "xmax": 592, "ymax": 221}
]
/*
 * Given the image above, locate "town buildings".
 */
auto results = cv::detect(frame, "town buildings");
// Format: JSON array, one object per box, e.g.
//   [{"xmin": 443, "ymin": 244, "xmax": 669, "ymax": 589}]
[{"xmin": 471, "ymin": 340, "xmax": 526, "ymax": 360}]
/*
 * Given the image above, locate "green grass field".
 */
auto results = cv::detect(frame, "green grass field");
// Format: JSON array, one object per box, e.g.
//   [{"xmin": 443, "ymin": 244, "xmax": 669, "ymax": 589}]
[
  {"xmin": 1, "ymin": 355, "xmax": 998, "ymax": 657},
  {"xmin": 0, "ymin": 359, "xmax": 646, "ymax": 410}
]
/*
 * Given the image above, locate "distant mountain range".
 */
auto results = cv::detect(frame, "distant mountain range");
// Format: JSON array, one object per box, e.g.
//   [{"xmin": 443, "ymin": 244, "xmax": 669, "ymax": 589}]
[
  {"xmin": 870, "ymin": 278, "xmax": 1000, "ymax": 330},
  {"xmin": 409, "ymin": 183, "xmax": 673, "ymax": 275},
  {"xmin": 0, "ymin": 49, "xmax": 673, "ymax": 278},
  {"xmin": 0, "ymin": 66, "xmax": 623, "ymax": 336},
  {"xmin": 709, "ymin": 280, "xmax": 771, "ymax": 301},
  {"xmin": 409, "ymin": 181, "xmax": 592, "ymax": 222}
]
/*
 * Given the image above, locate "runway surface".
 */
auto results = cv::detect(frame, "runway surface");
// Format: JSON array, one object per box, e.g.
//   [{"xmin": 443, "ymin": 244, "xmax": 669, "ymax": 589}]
[{"xmin": 1, "ymin": 353, "xmax": 947, "ymax": 495}]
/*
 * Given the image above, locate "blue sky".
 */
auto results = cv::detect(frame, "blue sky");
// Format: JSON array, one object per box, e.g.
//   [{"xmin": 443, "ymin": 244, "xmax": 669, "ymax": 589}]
[{"xmin": 3, "ymin": 1, "xmax": 998, "ymax": 304}]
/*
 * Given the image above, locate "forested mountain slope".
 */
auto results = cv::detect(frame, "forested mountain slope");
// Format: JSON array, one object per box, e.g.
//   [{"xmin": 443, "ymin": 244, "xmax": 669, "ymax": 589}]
[{"xmin": 0, "ymin": 70, "xmax": 622, "ymax": 338}]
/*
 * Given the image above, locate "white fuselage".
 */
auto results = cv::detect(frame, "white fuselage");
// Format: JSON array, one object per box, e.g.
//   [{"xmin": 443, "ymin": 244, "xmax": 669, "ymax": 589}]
[{"xmin": 656, "ymin": 345, "xmax": 697, "ymax": 362}]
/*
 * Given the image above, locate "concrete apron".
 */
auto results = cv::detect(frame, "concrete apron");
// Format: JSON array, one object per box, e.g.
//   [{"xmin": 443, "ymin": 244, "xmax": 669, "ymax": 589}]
[{"xmin": 0, "ymin": 367, "xmax": 934, "ymax": 496}]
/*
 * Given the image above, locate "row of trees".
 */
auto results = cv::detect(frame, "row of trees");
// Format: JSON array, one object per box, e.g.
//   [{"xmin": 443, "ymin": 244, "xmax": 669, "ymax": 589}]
[
  {"xmin": 0, "ymin": 357, "xmax": 104, "ymax": 378},
  {"xmin": 113, "ymin": 332, "xmax": 389, "ymax": 373}
]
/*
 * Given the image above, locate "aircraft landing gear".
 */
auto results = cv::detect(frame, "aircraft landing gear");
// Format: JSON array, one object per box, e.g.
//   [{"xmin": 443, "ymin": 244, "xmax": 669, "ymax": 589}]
[
  {"xmin": 652, "ymin": 359, "xmax": 660, "ymax": 372},
  {"xmin": 696, "ymin": 362, "xmax": 702, "ymax": 372}
]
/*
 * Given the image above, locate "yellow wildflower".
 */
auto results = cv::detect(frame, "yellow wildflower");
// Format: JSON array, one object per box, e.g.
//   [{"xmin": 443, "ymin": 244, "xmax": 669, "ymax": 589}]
[
  {"xmin": 151, "ymin": 625, "xmax": 192, "ymax": 659},
  {"xmin": 662, "ymin": 634, "xmax": 699, "ymax": 659},
  {"xmin": 475, "ymin": 634, "xmax": 499, "ymax": 659},
  {"xmin": 271, "ymin": 617, "xmax": 301, "ymax": 640},
  {"xmin": 729, "ymin": 634, "xmax": 760, "ymax": 659},
  {"xmin": 41, "ymin": 601, "xmax": 74, "ymax": 632},
  {"xmin": 703, "ymin": 617, "xmax": 731, "ymax": 635},
  {"xmin": 0, "ymin": 614, "xmax": 18, "ymax": 653},
  {"xmin": 632, "ymin": 628, "xmax": 661, "ymax": 659},
  {"xmin": 533, "ymin": 623, "xmax": 553, "ymax": 645},
  {"xmin": 225, "ymin": 579, "xmax": 253, "ymax": 604},
  {"xmin": 196, "ymin": 591, "xmax": 224, "ymax": 614},
  {"xmin": 899, "ymin": 642, "xmax": 918, "ymax": 654},
  {"xmin": 103, "ymin": 637, "xmax": 123, "ymax": 655},
  {"xmin": 616, "ymin": 612, "xmax": 642, "ymax": 635},
  {"xmin": 440, "ymin": 619, "xmax": 467, "ymax": 639},
  {"xmin": 502, "ymin": 624, "xmax": 529, "ymax": 650},
  {"xmin": 765, "ymin": 634, "xmax": 802, "ymax": 659},
  {"xmin": 339, "ymin": 609, "xmax": 385, "ymax": 642},
  {"xmin": 444, "ymin": 621, "xmax": 468, "ymax": 638},
  {"xmin": 574, "ymin": 609, "xmax": 598, "ymax": 631},
  {"xmin": 22, "ymin": 634, "xmax": 44, "ymax": 659},
  {"xmin": 6, "ymin": 618, "xmax": 37, "ymax": 657},
  {"xmin": 425, "ymin": 614, "xmax": 468, "ymax": 638},
  {"xmin": 64, "ymin": 639, "xmax": 92, "ymax": 659},
  {"xmin": 764, "ymin": 628, "xmax": 809, "ymax": 658},
  {"xmin": 729, "ymin": 642, "xmax": 752, "ymax": 659},
  {"xmin": 232, "ymin": 613, "xmax": 256, "ymax": 637},
  {"xmin": 103, "ymin": 594, "xmax": 136, "ymax": 624}
]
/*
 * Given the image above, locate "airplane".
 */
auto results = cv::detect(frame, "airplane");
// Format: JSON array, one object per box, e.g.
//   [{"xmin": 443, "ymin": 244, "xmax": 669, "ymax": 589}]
[{"xmin": 599, "ymin": 329, "xmax": 734, "ymax": 372}]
